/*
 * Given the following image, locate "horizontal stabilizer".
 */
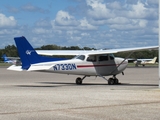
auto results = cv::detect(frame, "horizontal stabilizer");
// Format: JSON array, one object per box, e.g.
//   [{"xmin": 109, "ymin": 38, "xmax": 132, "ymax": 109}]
[
  {"xmin": 27, "ymin": 64, "xmax": 52, "ymax": 71},
  {"xmin": 7, "ymin": 64, "xmax": 53, "ymax": 71},
  {"xmin": 7, "ymin": 65, "xmax": 23, "ymax": 71}
]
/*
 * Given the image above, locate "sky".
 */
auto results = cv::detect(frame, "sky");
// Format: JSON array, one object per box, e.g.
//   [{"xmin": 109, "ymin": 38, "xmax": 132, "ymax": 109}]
[{"xmin": 0, "ymin": 0, "xmax": 158, "ymax": 49}]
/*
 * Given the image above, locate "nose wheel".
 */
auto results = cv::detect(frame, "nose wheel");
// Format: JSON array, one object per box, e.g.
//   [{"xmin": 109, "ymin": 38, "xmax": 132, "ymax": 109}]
[
  {"xmin": 76, "ymin": 77, "xmax": 82, "ymax": 85},
  {"xmin": 76, "ymin": 76, "xmax": 86, "ymax": 85}
]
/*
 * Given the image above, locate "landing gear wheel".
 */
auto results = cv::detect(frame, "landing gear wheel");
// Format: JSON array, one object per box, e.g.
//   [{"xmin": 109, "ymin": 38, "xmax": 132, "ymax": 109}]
[
  {"xmin": 76, "ymin": 77, "xmax": 82, "ymax": 85},
  {"xmin": 114, "ymin": 78, "xmax": 119, "ymax": 84},
  {"xmin": 108, "ymin": 78, "xmax": 119, "ymax": 85},
  {"xmin": 108, "ymin": 78, "xmax": 115, "ymax": 85}
]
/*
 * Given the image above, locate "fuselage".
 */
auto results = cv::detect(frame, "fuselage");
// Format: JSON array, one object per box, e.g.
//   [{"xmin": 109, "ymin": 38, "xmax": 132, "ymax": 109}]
[
  {"xmin": 4, "ymin": 60, "xmax": 16, "ymax": 64},
  {"xmin": 34, "ymin": 54, "xmax": 128, "ymax": 76}
]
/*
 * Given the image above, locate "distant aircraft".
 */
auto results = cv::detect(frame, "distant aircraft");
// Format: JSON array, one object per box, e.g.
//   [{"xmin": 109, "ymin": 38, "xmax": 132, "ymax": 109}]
[
  {"xmin": 134, "ymin": 57, "xmax": 157, "ymax": 67},
  {"xmin": 7, "ymin": 36, "xmax": 158, "ymax": 85},
  {"xmin": 1, "ymin": 54, "xmax": 18, "ymax": 64}
]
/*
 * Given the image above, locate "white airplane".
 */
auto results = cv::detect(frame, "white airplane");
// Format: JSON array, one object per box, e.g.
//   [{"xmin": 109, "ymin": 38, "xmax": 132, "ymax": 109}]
[
  {"xmin": 7, "ymin": 36, "xmax": 158, "ymax": 85},
  {"xmin": 134, "ymin": 57, "xmax": 157, "ymax": 67}
]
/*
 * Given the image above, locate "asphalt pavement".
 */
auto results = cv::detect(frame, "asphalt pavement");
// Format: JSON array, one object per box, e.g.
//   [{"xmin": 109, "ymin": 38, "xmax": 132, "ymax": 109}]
[{"xmin": 0, "ymin": 67, "xmax": 160, "ymax": 120}]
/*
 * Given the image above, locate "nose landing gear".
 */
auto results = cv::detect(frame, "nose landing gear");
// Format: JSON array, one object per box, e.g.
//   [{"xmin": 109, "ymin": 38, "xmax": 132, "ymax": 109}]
[{"xmin": 76, "ymin": 76, "xmax": 86, "ymax": 85}]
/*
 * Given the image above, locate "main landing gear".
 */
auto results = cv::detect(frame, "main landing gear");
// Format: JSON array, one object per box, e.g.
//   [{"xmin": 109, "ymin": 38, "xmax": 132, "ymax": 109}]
[
  {"xmin": 76, "ymin": 76, "xmax": 86, "ymax": 85},
  {"xmin": 108, "ymin": 76, "xmax": 119, "ymax": 85},
  {"xmin": 75, "ymin": 75, "xmax": 119, "ymax": 85},
  {"xmin": 98, "ymin": 74, "xmax": 119, "ymax": 85}
]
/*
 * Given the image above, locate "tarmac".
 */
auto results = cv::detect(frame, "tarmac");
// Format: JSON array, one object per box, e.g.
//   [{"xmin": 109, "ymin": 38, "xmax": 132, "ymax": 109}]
[{"xmin": 0, "ymin": 66, "xmax": 160, "ymax": 120}]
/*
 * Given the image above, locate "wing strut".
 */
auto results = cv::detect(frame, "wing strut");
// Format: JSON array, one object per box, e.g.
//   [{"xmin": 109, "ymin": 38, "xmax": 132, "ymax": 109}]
[
  {"xmin": 110, "ymin": 51, "xmax": 134, "ymax": 74},
  {"xmin": 98, "ymin": 74, "xmax": 108, "ymax": 81}
]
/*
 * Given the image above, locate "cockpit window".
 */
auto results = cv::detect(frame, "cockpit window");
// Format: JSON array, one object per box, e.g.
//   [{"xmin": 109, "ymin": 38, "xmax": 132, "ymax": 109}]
[
  {"xmin": 87, "ymin": 55, "xmax": 96, "ymax": 62},
  {"xmin": 75, "ymin": 55, "xmax": 85, "ymax": 60}
]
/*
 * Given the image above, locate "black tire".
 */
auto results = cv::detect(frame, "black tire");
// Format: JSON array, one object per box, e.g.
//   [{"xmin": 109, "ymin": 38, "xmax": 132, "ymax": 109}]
[
  {"xmin": 76, "ymin": 77, "xmax": 82, "ymax": 85},
  {"xmin": 114, "ymin": 79, "xmax": 119, "ymax": 84},
  {"xmin": 108, "ymin": 78, "xmax": 115, "ymax": 85}
]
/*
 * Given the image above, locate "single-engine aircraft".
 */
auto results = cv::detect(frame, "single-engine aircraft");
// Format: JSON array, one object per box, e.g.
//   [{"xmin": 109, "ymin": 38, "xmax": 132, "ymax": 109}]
[
  {"xmin": 134, "ymin": 57, "xmax": 157, "ymax": 67},
  {"xmin": 7, "ymin": 36, "xmax": 158, "ymax": 85},
  {"xmin": 2, "ymin": 54, "xmax": 19, "ymax": 64}
]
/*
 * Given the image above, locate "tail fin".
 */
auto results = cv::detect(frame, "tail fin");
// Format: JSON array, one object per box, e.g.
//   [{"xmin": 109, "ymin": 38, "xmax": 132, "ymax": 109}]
[
  {"xmin": 14, "ymin": 36, "xmax": 65, "ymax": 70},
  {"xmin": 147, "ymin": 57, "xmax": 157, "ymax": 64},
  {"xmin": 2, "ymin": 54, "xmax": 8, "ymax": 61}
]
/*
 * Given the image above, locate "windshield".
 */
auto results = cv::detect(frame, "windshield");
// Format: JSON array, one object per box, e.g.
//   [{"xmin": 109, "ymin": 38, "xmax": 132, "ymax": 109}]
[
  {"xmin": 73, "ymin": 55, "xmax": 85, "ymax": 60},
  {"xmin": 109, "ymin": 54, "xmax": 115, "ymax": 60}
]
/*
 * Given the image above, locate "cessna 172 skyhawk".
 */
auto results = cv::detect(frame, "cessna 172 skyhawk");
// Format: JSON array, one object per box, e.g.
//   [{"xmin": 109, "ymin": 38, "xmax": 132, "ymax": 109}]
[{"xmin": 8, "ymin": 36, "xmax": 158, "ymax": 85}]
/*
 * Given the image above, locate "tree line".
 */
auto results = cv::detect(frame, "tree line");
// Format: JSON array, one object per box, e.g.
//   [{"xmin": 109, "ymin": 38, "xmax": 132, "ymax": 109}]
[{"xmin": 0, "ymin": 44, "xmax": 158, "ymax": 61}]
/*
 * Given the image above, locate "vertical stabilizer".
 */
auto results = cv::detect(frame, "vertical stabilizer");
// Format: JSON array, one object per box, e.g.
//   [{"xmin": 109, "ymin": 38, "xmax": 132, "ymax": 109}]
[
  {"xmin": 147, "ymin": 57, "xmax": 157, "ymax": 64},
  {"xmin": 14, "ymin": 36, "xmax": 40, "ymax": 69},
  {"xmin": 2, "ymin": 54, "xmax": 8, "ymax": 61},
  {"xmin": 14, "ymin": 36, "xmax": 65, "ymax": 70}
]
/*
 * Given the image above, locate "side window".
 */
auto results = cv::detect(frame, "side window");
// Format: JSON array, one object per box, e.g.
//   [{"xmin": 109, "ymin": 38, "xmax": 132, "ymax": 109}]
[
  {"xmin": 99, "ymin": 55, "xmax": 108, "ymax": 61},
  {"xmin": 87, "ymin": 56, "xmax": 96, "ymax": 62}
]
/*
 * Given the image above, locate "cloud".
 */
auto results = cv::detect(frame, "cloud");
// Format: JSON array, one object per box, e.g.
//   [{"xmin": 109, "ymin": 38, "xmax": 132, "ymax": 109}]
[
  {"xmin": 38, "ymin": 0, "xmax": 158, "ymax": 48},
  {"xmin": 147, "ymin": 0, "xmax": 158, "ymax": 5},
  {"xmin": 51, "ymin": 10, "xmax": 97, "ymax": 30},
  {"xmin": 108, "ymin": 1, "xmax": 122, "ymax": 9},
  {"xmin": 5, "ymin": 6, "xmax": 19, "ymax": 13},
  {"xmin": 86, "ymin": 0, "xmax": 114, "ymax": 20},
  {"xmin": 78, "ymin": 18, "xmax": 97, "ymax": 30},
  {"xmin": 6, "ymin": 3, "xmax": 49, "ymax": 14},
  {"xmin": 0, "ymin": 13, "xmax": 16, "ymax": 28},
  {"xmin": 32, "ymin": 28, "xmax": 52, "ymax": 34},
  {"xmin": 126, "ymin": 1, "xmax": 156, "ymax": 19},
  {"xmin": 54, "ymin": 10, "xmax": 79, "ymax": 26},
  {"xmin": 0, "ymin": 0, "xmax": 158, "ymax": 49},
  {"xmin": 106, "ymin": 17, "xmax": 129, "ymax": 24},
  {"xmin": 0, "ymin": 29, "xmax": 18, "ymax": 35},
  {"xmin": 108, "ymin": 19, "xmax": 148, "ymax": 32},
  {"xmin": 35, "ymin": 19, "xmax": 52, "ymax": 28},
  {"xmin": 21, "ymin": 3, "xmax": 48, "ymax": 13}
]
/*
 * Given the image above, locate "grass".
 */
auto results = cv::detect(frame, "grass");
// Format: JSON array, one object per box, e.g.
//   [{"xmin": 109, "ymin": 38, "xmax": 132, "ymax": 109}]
[{"xmin": 0, "ymin": 62, "xmax": 12, "ymax": 66}]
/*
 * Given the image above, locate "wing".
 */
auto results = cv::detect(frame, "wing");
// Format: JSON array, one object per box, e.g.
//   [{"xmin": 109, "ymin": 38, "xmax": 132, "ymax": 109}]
[
  {"xmin": 6, "ymin": 57, "xmax": 20, "ymax": 60},
  {"xmin": 87, "ymin": 46, "xmax": 158, "ymax": 55},
  {"xmin": 36, "ymin": 46, "xmax": 158, "ymax": 56},
  {"xmin": 36, "ymin": 50, "xmax": 92, "ymax": 56}
]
